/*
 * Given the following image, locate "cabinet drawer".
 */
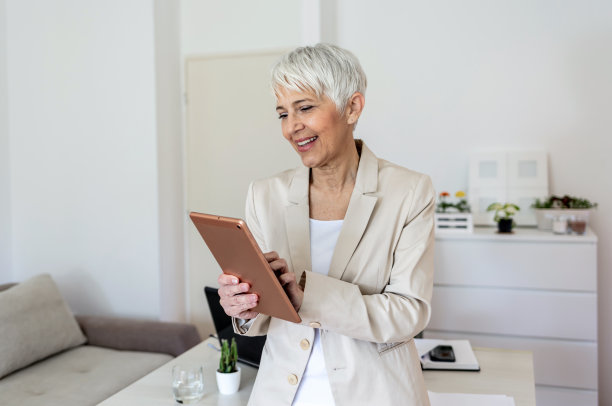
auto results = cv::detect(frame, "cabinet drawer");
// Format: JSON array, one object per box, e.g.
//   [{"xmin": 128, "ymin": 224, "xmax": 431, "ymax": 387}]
[
  {"xmin": 429, "ymin": 286, "xmax": 597, "ymax": 340},
  {"xmin": 535, "ymin": 385, "xmax": 597, "ymax": 406},
  {"xmin": 424, "ymin": 330, "xmax": 597, "ymax": 390},
  {"xmin": 434, "ymin": 240, "xmax": 596, "ymax": 291}
]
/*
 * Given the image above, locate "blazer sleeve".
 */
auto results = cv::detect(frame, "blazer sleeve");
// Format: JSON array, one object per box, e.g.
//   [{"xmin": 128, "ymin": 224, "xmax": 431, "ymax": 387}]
[
  {"xmin": 297, "ymin": 175, "xmax": 435, "ymax": 344},
  {"xmin": 231, "ymin": 181, "xmax": 271, "ymax": 337}
]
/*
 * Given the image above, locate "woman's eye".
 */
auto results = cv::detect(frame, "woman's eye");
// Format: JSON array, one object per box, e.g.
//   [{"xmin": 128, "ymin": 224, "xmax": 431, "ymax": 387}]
[
  {"xmin": 278, "ymin": 113, "xmax": 287, "ymax": 120},
  {"xmin": 300, "ymin": 106, "xmax": 313, "ymax": 112}
]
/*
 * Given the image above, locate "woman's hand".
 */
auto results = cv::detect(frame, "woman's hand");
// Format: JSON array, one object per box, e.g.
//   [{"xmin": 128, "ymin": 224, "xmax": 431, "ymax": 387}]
[
  {"xmin": 217, "ymin": 274, "xmax": 259, "ymax": 320},
  {"xmin": 265, "ymin": 251, "xmax": 304, "ymax": 313}
]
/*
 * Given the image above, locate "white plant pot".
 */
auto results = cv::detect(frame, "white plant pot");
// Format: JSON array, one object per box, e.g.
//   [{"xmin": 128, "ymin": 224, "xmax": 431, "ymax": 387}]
[{"xmin": 216, "ymin": 367, "xmax": 241, "ymax": 395}]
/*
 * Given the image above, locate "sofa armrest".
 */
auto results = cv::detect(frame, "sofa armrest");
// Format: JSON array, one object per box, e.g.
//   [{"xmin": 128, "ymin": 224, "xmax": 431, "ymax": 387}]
[
  {"xmin": 0, "ymin": 282, "xmax": 16, "ymax": 292},
  {"xmin": 75, "ymin": 315, "xmax": 201, "ymax": 357}
]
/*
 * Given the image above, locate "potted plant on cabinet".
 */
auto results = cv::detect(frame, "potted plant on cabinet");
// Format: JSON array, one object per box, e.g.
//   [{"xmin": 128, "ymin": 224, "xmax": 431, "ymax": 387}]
[
  {"xmin": 487, "ymin": 202, "xmax": 520, "ymax": 233},
  {"xmin": 435, "ymin": 191, "xmax": 473, "ymax": 233},
  {"xmin": 532, "ymin": 195, "xmax": 597, "ymax": 232},
  {"xmin": 216, "ymin": 338, "xmax": 240, "ymax": 395}
]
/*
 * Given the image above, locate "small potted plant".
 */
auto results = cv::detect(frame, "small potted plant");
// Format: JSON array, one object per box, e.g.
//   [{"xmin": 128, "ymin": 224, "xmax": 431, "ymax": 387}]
[
  {"xmin": 216, "ymin": 338, "xmax": 240, "ymax": 395},
  {"xmin": 454, "ymin": 191, "xmax": 471, "ymax": 213},
  {"xmin": 436, "ymin": 191, "xmax": 453, "ymax": 213},
  {"xmin": 487, "ymin": 202, "xmax": 520, "ymax": 233},
  {"xmin": 532, "ymin": 195, "xmax": 597, "ymax": 232},
  {"xmin": 434, "ymin": 191, "xmax": 473, "ymax": 233}
]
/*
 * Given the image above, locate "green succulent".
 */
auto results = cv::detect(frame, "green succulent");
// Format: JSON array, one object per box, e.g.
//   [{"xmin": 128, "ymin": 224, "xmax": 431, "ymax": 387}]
[{"xmin": 218, "ymin": 338, "xmax": 238, "ymax": 373}]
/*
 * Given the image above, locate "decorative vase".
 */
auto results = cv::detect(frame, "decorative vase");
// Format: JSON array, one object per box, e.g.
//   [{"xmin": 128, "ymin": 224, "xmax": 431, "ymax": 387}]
[
  {"xmin": 216, "ymin": 367, "xmax": 241, "ymax": 395},
  {"xmin": 497, "ymin": 219, "xmax": 513, "ymax": 233}
]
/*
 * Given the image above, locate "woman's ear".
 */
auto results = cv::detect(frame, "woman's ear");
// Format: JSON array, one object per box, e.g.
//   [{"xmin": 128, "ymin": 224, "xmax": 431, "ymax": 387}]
[{"xmin": 346, "ymin": 92, "xmax": 365, "ymax": 125}]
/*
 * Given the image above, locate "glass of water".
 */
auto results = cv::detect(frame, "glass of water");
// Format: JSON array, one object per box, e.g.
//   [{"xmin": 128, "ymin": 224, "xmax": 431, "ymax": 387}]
[{"xmin": 172, "ymin": 364, "xmax": 204, "ymax": 404}]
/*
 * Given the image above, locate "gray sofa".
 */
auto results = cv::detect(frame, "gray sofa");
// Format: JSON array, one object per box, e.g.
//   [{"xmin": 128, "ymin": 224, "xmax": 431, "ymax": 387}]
[{"xmin": 0, "ymin": 274, "xmax": 201, "ymax": 406}]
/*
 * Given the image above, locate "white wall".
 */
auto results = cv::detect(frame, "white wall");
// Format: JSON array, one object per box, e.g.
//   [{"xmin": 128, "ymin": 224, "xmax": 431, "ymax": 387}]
[
  {"xmin": 335, "ymin": 0, "xmax": 612, "ymax": 191},
  {"xmin": 334, "ymin": 0, "xmax": 612, "ymax": 403},
  {"xmin": 180, "ymin": 0, "xmax": 303, "ymax": 329},
  {"xmin": 4, "ymin": 0, "xmax": 161, "ymax": 318},
  {"xmin": 0, "ymin": 0, "xmax": 11, "ymax": 283},
  {"xmin": 154, "ymin": 0, "xmax": 185, "ymax": 322},
  {"xmin": 181, "ymin": 0, "xmax": 301, "ymax": 57}
]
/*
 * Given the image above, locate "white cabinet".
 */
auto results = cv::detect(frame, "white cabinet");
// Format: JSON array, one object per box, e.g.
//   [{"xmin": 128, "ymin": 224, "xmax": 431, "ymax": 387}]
[{"xmin": 425, "ymin": 227, "xmax": 598, "ymax": 406}]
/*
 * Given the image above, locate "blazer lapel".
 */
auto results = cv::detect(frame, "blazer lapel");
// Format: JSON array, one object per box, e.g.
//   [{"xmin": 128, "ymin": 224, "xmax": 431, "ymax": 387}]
[
  {"xmin": 283, "ymin": 141, "xmax": 379, "ymax": 281},
  {"xmin": 284, "ymin": 166, "xmax": 311, "ymax": 276},
  {"xmin": 328, "ymin": 141, "xmax": 379, "ymax": 280}
]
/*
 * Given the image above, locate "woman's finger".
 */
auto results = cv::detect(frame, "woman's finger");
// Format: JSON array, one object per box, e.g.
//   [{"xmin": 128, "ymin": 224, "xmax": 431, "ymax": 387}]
[
  {"xmin": 220, "ymin": 292, "xmax": 258, "ymax": 308},
  {"xmin": 219, "ymin": 282, "xmax": 250, "ymax": 298},
  {"xmin": 276, "ymin": 272, "xmax": 303, "ymax": 312},
  {"xmin": 269, "ymin": 258, "xmax": 289, "ymax": 274},
  {"xmin": 218, "ymin": 273, "xmax": 240, "ymax": 286},
  {"xmin": 264, "ymin": 251, "xmax": 278, "ymax": 261},
  {"xmin": 221, "ymin": 294, "xmax": 259, "ymax": 317},
  {"xmin": 218, "ymin": 271, "xmax": 254, "ymax": 316},
  {"xmin": 278, "ymin": 272, "xmax": 296, "ymax": 286},
  {"xmin": 263, "ymin": 251, "xmax": 279, "ymax": 262},
  {"xmin": 229, "ymin": 299, "xmax": 258, "ymax": 313}
]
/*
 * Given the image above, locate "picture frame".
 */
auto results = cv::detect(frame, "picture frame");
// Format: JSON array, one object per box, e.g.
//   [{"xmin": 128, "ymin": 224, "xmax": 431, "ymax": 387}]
[{"xmin": 468, "ymin": 151, "xmax": 548, "ymax": 226}]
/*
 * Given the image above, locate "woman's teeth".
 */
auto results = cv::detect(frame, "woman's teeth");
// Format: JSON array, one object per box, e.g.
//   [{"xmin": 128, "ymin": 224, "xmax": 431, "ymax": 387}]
[{"xmin": 297, "ymin": 136, "xmax": 317, "ymax": 146}]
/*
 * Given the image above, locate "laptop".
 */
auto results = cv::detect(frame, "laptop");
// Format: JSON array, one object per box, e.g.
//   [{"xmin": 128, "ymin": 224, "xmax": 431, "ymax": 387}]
[{"xmin": 204, "ymin": 286, "xmax": 266, "ymax": 368}]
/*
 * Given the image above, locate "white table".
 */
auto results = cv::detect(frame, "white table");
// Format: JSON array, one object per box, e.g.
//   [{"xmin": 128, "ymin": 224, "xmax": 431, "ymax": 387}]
[
  {"xmin": 99, "ymin": 337, "xmax": 536, "ymax": 406},
  {"xmin": 425, "ymin": 347, "xmax": 536, "ymax": 406}
]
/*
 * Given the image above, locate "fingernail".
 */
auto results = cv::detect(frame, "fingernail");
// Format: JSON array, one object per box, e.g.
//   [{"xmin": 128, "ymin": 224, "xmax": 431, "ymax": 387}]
[{"xmin": 232, "ymin": 278, "xmax": 238, "ymax": 284}]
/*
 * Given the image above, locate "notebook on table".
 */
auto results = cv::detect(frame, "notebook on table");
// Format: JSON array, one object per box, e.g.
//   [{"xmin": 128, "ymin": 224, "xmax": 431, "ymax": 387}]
[{"xmin": 415, "ymin": 338, "xmax": 480, "ymax": 371}]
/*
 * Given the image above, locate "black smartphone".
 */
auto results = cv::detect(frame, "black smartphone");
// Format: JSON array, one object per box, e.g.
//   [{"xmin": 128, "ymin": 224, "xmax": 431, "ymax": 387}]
[{"xmin": 429, "ymin": 345, "xmax": 455, "ymax": 362}]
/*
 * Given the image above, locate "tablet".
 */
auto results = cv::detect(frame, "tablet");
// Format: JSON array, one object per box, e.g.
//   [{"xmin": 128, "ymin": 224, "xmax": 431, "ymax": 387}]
[{"xmin": 189, "ymin": 212, "xmax": 301, "ymax": 324}]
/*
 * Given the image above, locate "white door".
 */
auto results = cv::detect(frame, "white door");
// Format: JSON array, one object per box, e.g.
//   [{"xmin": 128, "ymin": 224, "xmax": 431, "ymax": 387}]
[{"xmin": 185, "ymin": 51, "xmax": 300, "ymax": 335}]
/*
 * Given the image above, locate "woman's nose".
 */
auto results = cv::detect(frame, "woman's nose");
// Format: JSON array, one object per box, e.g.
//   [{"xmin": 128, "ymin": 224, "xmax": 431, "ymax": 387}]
[{"xmin": 287, "ymin": 113, "xmax": 304, "ymax": 134}]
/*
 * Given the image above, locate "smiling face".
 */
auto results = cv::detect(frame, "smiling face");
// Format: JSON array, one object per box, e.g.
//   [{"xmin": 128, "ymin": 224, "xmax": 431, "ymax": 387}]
[{"xmin": 275, "ymin": 87, "xmax": 357, "ymax": 169}]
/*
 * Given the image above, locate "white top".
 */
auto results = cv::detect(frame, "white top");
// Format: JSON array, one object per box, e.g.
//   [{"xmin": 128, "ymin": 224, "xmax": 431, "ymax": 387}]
[{"xmin": 292, "ymin": 219, "xmax": 343, "ymax": 406}]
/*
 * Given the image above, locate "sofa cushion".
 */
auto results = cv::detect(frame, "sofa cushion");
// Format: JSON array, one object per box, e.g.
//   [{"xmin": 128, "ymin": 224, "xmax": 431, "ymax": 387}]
[
  {"xmin": 0, "ymin": 274, "xmax": 86, "ymax": 378},
  {"xmin": 0, "ymin": 345, "xmax": 173, "ymax": 406}
]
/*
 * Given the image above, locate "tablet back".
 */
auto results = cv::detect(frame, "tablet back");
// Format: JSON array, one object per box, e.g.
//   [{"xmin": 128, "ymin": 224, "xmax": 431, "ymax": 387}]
[{"xmin": 190, "ymin": 212, "xmax": 301, "ymax": 323}]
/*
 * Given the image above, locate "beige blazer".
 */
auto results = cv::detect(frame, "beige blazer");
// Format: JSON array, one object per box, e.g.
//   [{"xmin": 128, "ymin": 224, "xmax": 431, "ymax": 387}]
[{"xmin": 235, "ymin": 140, "xmax": 435, "ymax": 406}]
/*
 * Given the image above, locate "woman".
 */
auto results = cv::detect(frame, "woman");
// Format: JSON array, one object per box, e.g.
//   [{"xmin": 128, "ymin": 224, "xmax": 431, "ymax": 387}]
[{"xmin": 218, "ymin": 44, "xmax": 435, "ymax": 406}]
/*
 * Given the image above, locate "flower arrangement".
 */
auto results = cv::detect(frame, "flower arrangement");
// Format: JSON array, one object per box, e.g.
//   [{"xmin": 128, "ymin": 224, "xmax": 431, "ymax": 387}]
[
  {"xmin": 435, "ymin": 191, "xmax": 474, "ymax": 233},
  {"xmin": 436, "ymin": 191, "xmax": 471, "ymax": 213},
  {"xmin": 532, "ymin": 195, "xmax": 598, "ymax": 209}
]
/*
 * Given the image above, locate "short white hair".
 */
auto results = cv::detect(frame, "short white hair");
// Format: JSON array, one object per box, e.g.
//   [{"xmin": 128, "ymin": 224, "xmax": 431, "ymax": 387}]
[{"xmin": 271, "ymin": 43, "xmax": 367, "ymax": 115}]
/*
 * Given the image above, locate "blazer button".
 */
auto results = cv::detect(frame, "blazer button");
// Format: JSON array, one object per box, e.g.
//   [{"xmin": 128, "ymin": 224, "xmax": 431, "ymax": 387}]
[
  {"xmin": 309, "ymin": 322, "xmax": 321, "ymax": 328},
  {"xmin": 287, "ymin": 374, "xmax": 298, "ymax": 385},
  {"xmin": 300, "ymin": 339, "xmax": 310, "ymax": 350}
]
